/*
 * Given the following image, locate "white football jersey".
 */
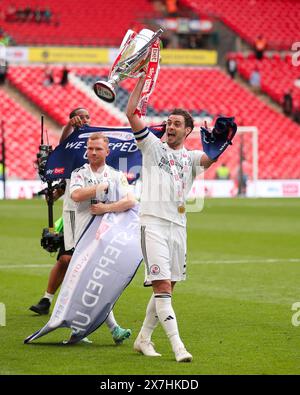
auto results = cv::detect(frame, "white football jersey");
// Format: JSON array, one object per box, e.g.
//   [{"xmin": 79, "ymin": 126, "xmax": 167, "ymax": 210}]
[
  {"xmin": 70, "ymin": 163, "xmax": 130, "ymax": 244},
  {"xmin": 136, "ymin": 130, "xmax": 204, "ymax": 227},
  {"xmin": 63, "ymin": 179, "xmax": 76, "ymax": 211}
]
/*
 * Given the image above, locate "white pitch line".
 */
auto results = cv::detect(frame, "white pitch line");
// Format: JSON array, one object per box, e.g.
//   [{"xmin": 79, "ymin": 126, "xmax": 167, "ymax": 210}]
[
  {"xmin": 1, "ymin": 258, "xmax": 300, "ymax": 269},
  {"xmin": 0, "ymin": 264, "xmax": 53, "ymax": 269},
  {"xmin": 190, "ymin": 258, "xmax": 300, "ymax": 265}
]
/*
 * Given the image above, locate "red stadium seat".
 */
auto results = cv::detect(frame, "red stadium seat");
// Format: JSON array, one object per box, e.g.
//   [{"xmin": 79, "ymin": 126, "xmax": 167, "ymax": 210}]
[
  {"xmin": 0, "ymin": 90, "xmax": 59, "ymax": 179},
  {"xmin": 0, "ymin": 0, "xmax": 154, "ymax": 46},
  {"xmin": 7, "ymin": 66, "xmax": 122, "ymax": 128},
  {"xmin": 184, "ymin": 0, "xmax": 299, "ymax": 50},
  {"xmin": 5, "ymin": 65, "xmax": 300, "ymax": 180},
  {"xmin": 237, "ymin": 55, "xmax": 300, "ymax": 108}
]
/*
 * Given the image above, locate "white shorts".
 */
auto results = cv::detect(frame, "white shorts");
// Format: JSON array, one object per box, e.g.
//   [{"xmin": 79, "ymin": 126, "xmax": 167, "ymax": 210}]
[
  {"xmin": 63, "ymin": 210, "xmax": 76, "ymax": 251},
  {"xmin": 140, "ymin": 216, "xmax": 187, "ymax": 283}
]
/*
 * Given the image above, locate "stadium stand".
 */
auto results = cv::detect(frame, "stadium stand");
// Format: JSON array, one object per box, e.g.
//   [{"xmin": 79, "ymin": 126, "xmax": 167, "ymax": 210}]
[
  {"xmin": 0, "ymin": 0, "xmax": 154, "ymax": 46},
  {"xmin": 7, "ymin": 65, "xmax": 122, "ymax": 126},
  {"xmin": 183, "ymin": 0, "xmax": 299, "ymax": 50},
  {"xmin": 2, "ymin": 0, "xmax": 299, "ymax": 181},
  {"xmin": 7, "ymin": 65, "xmax": 300, "ymax": 180},
  {"xmin": 4, "ymin": 0, "xmax": 297, "ymax": 51},
  {"xmin": 228, "ymin": 53, "xmax": 300, "ymax": 110},
  {"xmin": 0, "ymin": 89, "xmax": 59, "ymax": 180}
]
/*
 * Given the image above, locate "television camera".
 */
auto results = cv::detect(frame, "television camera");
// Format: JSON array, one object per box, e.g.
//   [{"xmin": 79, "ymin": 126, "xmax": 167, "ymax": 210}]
[{"xmin": 36, "ymin": 116, "xmax": 64, "ymax": 253}]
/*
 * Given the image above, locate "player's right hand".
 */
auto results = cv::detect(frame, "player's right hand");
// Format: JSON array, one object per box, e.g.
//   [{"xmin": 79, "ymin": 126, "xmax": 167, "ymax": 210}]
[{"xmin": 96, "ymin": 182, "xmax": 109, "ymax": 194}]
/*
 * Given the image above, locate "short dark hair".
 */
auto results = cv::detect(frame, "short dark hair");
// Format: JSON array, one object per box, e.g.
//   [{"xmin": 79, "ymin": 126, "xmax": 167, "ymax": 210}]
[
  {"xmin": 69, "ymin": 107, "xmax": 87, "ymax": 119},
  {"xmin": 169, "ymin": 108, "xmax": 194, "ymax": 131}
]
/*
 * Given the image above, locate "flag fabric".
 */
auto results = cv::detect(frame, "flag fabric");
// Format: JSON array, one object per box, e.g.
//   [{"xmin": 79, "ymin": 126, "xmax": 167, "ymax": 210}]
[
  {"xmin": 200, "ymin": 117, "xmax": 237, "ymax": 160},
  {"xmin": 24, "ymin": 207, "xmax": 142, "ymax": 344},
  {"xmin": 45, "ymin": 124, "xmax": 166, "ymax": 183}
]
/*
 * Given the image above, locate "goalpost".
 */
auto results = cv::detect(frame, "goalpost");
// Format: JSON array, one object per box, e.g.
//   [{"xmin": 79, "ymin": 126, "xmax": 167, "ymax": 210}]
[
  {"xmin": 237, "ymin": 126, "xmax": 259, "ymax": 198},
  {"xmin": 186, "ymin": 122, "xmax": 259, "ymax": 198}
]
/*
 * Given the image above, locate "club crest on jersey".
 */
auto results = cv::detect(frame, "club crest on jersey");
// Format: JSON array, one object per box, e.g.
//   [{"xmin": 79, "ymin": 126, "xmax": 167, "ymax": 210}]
[{"xmin": 150, "ymin": 264, "xmax": 160, "ymax": 275}]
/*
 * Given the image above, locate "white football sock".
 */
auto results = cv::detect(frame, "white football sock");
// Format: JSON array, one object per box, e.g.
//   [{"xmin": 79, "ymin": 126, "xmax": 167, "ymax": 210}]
[
  {"xmin": 44, "ymin": 292, "xmax": 54, "ymax": 302},
  {"xmin": 104, "ymin": 310, "xmax": 118, "ymax": 332},
  {"xmin": 139, "ymin": 293, "xmax": 159, "ymax": 341},
  {"xmin": 155, "ymin": 293, "xmax": 184, "ymax": 352}
]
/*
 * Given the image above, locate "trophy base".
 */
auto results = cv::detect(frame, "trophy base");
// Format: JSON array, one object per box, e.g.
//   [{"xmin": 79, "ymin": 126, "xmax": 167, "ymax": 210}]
[{"xmin": 93, "ymin": 81, "xmax": 116, "ymax": 103}]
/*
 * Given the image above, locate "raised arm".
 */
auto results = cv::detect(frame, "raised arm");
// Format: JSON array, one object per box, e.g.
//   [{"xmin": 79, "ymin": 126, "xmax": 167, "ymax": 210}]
[
  {"xmin": 126, "ymin": 74, "xmax": 147, "ymax": 133},
  {"xmin": 60, "ymin": 115, "xmax": 86, "ymax": 143},
  {"xmin": 60, "ymin": 122, "xmax": 73, "ymax": 143}
]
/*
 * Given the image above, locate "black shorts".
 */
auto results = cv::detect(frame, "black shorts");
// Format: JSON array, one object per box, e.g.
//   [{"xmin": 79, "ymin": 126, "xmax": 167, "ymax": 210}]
[{"xmin": 57, "ymin": 246, "xmax": 74, "ymax": 260}]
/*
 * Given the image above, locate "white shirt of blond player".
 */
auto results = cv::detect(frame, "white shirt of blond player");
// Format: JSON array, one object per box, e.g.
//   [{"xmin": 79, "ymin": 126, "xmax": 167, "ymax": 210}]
[
  {"xmin": 69, "ymin": 163, "xmax": 130, "ymax": 244},
  {"xmin": 63, "ymin": 179, "xmax": 76, "ymax": 211},
  {"xmin": 136, "ymin": 130, "xmax": 204, "ymax": 227}
]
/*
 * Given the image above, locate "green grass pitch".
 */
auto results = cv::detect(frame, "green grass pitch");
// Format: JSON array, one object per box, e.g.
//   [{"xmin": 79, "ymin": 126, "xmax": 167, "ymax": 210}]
[{"xmin": 0, "ymin": 198, "xmax": 300, "ymax": 375}]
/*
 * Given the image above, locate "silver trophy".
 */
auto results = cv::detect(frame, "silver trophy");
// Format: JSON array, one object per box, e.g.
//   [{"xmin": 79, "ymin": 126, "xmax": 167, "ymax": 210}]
[{"xmin": 93, "ymin": 28, "xmax": 163, "ymax": 103}]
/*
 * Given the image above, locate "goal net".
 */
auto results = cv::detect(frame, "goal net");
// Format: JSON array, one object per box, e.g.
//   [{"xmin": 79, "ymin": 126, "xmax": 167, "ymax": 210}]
[{"xmin": 184, "ymin": 125, "xmax": 259, "ymax": 198}]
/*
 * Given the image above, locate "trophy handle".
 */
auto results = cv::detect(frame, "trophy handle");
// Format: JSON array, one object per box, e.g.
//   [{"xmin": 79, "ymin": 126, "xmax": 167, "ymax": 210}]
[
  {"xmin": 93, "ymin": 81, "xmax": 116, "ymax": 103},
  {"xmin": 117, "ymin": 28, "xmax": 163, "ymax": 71},
  {"xmin": 119, "ymin": 29, "xmax": 136, "ymax": 52}
]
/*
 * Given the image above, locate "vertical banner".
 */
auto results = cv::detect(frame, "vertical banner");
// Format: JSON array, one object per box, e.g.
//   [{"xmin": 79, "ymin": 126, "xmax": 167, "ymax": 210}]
[{"xmin": 24, "ymin": 207, "xmax": 142, "ymax": 344}]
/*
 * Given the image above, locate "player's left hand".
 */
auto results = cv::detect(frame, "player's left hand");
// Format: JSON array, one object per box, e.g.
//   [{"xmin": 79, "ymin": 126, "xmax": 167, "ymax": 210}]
[
  {"xmin": 90, "ymin": 202, "xmax": 108, "ymax": 215},
  {"xmin": 69, "ymin": 116, "xmax": 84, "ymax": 128}
]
